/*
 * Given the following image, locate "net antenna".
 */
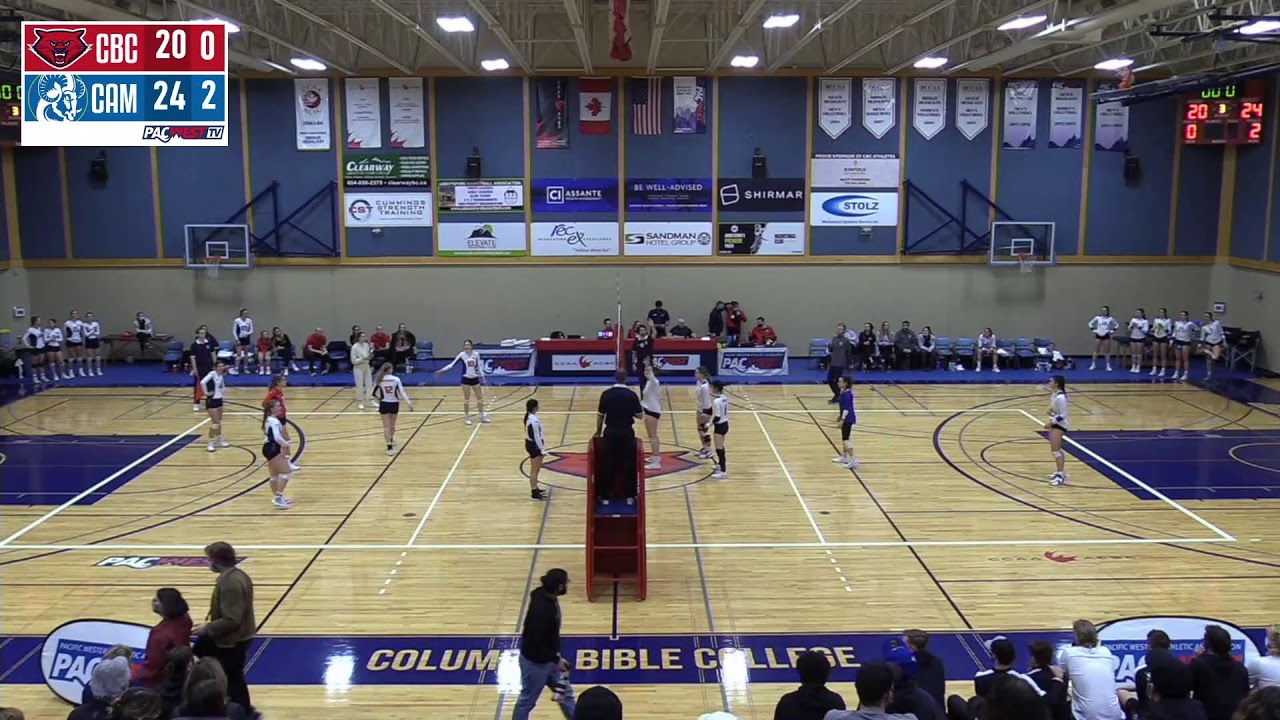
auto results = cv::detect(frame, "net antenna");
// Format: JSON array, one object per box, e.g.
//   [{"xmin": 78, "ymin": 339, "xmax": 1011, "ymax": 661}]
[{"xmin": 615, "ymin": 271, "xmax": 624, "ymax": 370}]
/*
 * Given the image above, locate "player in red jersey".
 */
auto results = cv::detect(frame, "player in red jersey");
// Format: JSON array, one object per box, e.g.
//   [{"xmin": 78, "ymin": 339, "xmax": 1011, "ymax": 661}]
[{"xmin": 262, "ymin": 374, "xmax": 300, "ymax": 472}]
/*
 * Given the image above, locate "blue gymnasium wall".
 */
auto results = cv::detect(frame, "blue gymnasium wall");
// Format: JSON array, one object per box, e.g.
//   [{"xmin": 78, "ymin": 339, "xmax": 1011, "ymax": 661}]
[
  {"xmin": 436, "ymin": 77, "xmax": 525, "ymax": 233},
  {"xmin": 529, "ymin": 77, "xmax": 617, "ymax": 225},
  {"xmin": 1231, "ymin": 77, "xmax": 1279, "ymax": 262},
  {"xmin": 66, "ymin": 146, "xmax": 154, "ymax": 258},
  {"xmin": 16, "ymin": 147, "xmax": 65, "ymax": 260},
  {"xmin": 810, "ymin": 78, "xmax": 900, "ymax": 256},
  {"xmin": 1085, "ymin": 97, "xmax": 1178, "ymax": 255},
  {"xmin": 346, "ymin": 79, "xmax": 432, "ymax": 258},
  {"xmin": 624, "ymin": 76, "xmax": 713, "ymax": 225},
  {"xmin": 157, "ymin": 79, "xmax": 246, "ymax": 259},
  {"xmin": 0, "ymin": 160, "xmax": 8, "ymax": 264},
  {"xmin": 903, "ymin": 79, "xmax": 994, "ymax": 254},
  {"xmin": 717, "ymin": 77, "xmax": 806, "ymax": 226}
]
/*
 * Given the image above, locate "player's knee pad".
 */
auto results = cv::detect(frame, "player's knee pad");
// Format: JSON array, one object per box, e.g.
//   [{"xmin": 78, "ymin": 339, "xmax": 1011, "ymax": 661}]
[
  {"xmin": 1052, "ymin": 450, "xmax": 1064, "ymax": 460},
  {"xmin": 211, "ymin": 423, "xmax": 221, "ymax": 431},
  {"xmin": 279, "ymin": 473, "xmax": 291, "ymax": 483}
]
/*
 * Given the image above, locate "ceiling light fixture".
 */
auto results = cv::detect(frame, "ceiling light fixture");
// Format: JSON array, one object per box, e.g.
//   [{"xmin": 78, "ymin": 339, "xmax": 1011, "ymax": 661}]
[
  {"xmin": 437, "ymin": 16, "xmax": 476, "ymax": 33},
  {"xmin": 290, "ymin": 57, "xmax": 326, "ymax": 71},
  {"xmin": 730, "ymin": 55, "xmax": 759, "ymax": 68},
  {"xmin": 914, "ymin": 56, "xmax": 948, "ymax": 69},
  {"xmin": 997, "ymin": 14, "xmax": 1048, "ymax": 31},
  {"xmin": 763, "ymin": 14, "xmax": 800, "ymax": 29},
  {"xmin": 1094, "ymin": 58, "xmax": 1134, "ymax": 71},
  {"xmin": 1238, "ymin": 19, "xmax": 1280, "ymax": 35},
  {"xmin": 480, "ymin": 58, "xmax": 510, "ymax": 71}
]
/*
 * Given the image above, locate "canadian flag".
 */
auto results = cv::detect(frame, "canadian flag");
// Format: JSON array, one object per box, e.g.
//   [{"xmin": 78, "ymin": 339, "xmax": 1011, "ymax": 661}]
[{"xmin": 579, "ymin": 78, "xmax": 612, "ymax": 135}]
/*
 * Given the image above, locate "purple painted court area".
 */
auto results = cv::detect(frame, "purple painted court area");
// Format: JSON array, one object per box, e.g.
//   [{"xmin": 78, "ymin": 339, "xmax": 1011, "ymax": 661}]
[
  {"xmin": 0, "ymin": 435, "xmax": 200, "ymax": 506},
  {"xmin": 1063, "ymin": 429, "xmax": 1280, "ymax": 501}
]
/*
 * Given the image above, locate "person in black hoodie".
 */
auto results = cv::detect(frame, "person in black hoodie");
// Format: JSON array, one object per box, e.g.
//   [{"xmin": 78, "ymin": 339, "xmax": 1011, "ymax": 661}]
[
  {"xmin": 708, "ymin": 301, "xmax": 726, "ymax": 339},
  {"xmin": 1025, "ymin": 640, "xmax": 1070, "ymax": 720},
  {"xmin": 1189, "ymin": 625, "xmax": 1250, "ymax": 720},
  {"xmin": 772, "ymin": 650, "xmax": 845, "ymax": 720},
  {"xmin": 1145, "ymin": 662, "xmax": 1208, "ymax": 720},
  {"xmin": 513, "ymin": 569, "xmax": 575, "ymax": 720},
  {"xmin": 904, "ymin": 629, "xmax": 946, "ymax": 709}
]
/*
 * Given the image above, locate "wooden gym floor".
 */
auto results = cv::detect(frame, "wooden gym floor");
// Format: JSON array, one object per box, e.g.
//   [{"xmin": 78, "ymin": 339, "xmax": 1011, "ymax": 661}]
[{"xmin": 2, "ymin": 381, "xmax": 1279, "ymax": 719}]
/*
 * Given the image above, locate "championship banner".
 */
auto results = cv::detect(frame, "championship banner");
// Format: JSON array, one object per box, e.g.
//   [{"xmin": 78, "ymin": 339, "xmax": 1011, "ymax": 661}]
[
  {"xmin": 817, "ymin": 78, "xmax": 852, "ymax": 140},
  {"xmin": 862, "ymin": 78, "xmax": 896, "ymax": 139},
  {"xmin": 719, "ymin": 346, "xmax": 789, "ymax": 376},
  {"xmin": 294, "ymin": 77, "xmax": 331, "ymax": 150},
  {"xmin": 344, "ymin": 78, "xmax": 382, "ymax": 149},
  {"xmin": 343, "ymin": 153, "xmax": 430, "ymax": 189},
  {"xmin": 437, "ymin": 180, "xmax": 525, "ymax": 212},
  {"xmin": 809, "ymin": 154, "xmax": 900, "ymax": 189},
  {"xmin": 672, "ymin": 76, "xmax": 707, "ymax": 134},
  {"xmin": 622, "ymin": 222, "xmax": 714, "ymax": 256},
  {"xmin": 344, "ymin": 193, "xmax": 433, "ymax": 227},
  {"xmin": 532, "ymin": 178, "xmax": 619, "ymax": 213},
  {"xmin": 912, "ymin": 78, "xmax": 946, "ymax": 140},
  {"xmin": 1049, "ymin": 80, "xmax": 1083, "ymax": 149},
  {"xmin": 716, "ymin": 178, "xmax": 805, "ymax": 213},
  {"xmin": 809, "ymin": 192, "xmax": 899, "ymax": 227},
  {"xmin": 437, "ymin": 222, "xmax": 527, "ymax": 257},
  {"xmin": 531, "ymin": 222, "xmax": 620, "ymax": 256},
  {"xmin": 20, "ymin": 22, "xmax": 229, "ymax": 147},
  {"xmin": 955, "ymin": 79, "xmax": 989, "ymax": 141},
  {"xmin": 1002, "ymin": 79, "xmax": 1038, "ymax": 150},
  {"xmin": 1094, "ymin": 81, "xmax": 1130, "ymax": 152},
  {"xmin": 388, "ymin": 78, "xmax": 426, "ymax": 148},
  {"xmin": 42, "ymin": 619, "xmax": 151, "ymax": 703},
  {"xmin": 534, "ymin": 78, "xmax": 568, "ymax": 149},
  {"xmin": 478, "ymin": 347, "xmax": 535, "ymax": 377},
  {"xmin": 716, "ymin": 222, "xmax": 804, "ymax": 256},
  {"xmin": 625, "ymin": 178, "xmax": 712, "ymax": 212}
]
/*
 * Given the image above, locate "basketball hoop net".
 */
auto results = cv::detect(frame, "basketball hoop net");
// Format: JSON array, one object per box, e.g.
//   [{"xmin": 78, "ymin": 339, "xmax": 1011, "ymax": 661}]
[
  {"xmin": 1017, "ymin": 252, "xmax": 1035, "ymax": 274},
  {"xmin": 203, "ymin": 256, "xmax": 222, "ymax": 279}
]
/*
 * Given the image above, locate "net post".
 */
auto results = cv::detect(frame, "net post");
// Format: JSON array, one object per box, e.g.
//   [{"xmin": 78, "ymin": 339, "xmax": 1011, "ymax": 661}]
[{"xmin": 615, "ymin": 271, "xmax": 624, "ymax": 371}]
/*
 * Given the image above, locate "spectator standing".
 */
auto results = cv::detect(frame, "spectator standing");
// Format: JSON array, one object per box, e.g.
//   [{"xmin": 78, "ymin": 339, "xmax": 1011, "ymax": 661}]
[
  {"xmin": 750, "ymin": 317, "xmax": 778, "ymax": 346},
  {"xmin": 303, "ymin": 328, "xmax": 329, "ymax": 375},
  {"xmin": 595, "ymin": 371, "xmax": 644, "ymax": 504},
  {"xmin": 647, "ymin": 300, "xmax": 670, "ymax": 337},
  {"xmin": 631, "ymin": 324, "xmax": 654, "ymax": 380},
  {"xmin": 823, "ymin": 661, "xmax": 916, "ymax": 720},
  {"xmin": 137, "ymin": 588, "xmax": 192, "ymax": 688},
  {"xmin": 669, "ymin": 318, "xmax": 695, "ymax": 338},
  {"xmin": 1248, "ymin": 626, "xmax": 1280, "ymax": 689},
  {"xmin": 903, "ymin": 630, "xmax": 946, "ymax": 709},
  {"xmin": 193, "ymin": 542, "xmax": 255, "ymax": 712},
  {"xmin": 1058, "ymin": 619, "xmax": 1123, "ymax": 720},
  {"xmin": 1189, "ymin": 625, "xmax": 1250, "ymax": 720},
  {"xmin": 773, "ymin": 651, "xmax": 846, "ymax": 720},
  {"xmin": 68, "ymin": 657, "xmax": 130, "ymax": 720},
  {"xmin": 894, "ymin": 322, "xmax": 919, "ymax": 369},
  {"xmin": 708, "ymin": 301, "xmax": 727, "ymax": 339},
  {"xmin": 351, "ymin": 332, "xmax": 374, "ymax": 410},
  {"xmin": 827, "ymin": 324, "xmax": 853, "ymax": 404},
  {"xmin": 513, "ymin": 569, "xmax": 575, "ymax": 720},
  {"xmin": 725, "ymin": 302, "xmax": 747, "ymax": 345}
]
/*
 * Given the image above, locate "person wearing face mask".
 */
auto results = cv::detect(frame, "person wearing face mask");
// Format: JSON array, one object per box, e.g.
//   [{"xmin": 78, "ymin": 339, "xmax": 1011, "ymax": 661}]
[
  {"xmin": 749, "ymin": 317, "xmax": 777, "ymax": 346},
  {"xmin": 137, "ymin": 588, "xmax": 192, "ymax": 688},
  {"xmin": 192, "ymin": 541, "xmax": 256, "ymax": 714},
  {"xmin": 513, "ymin": 569, "xmax": 576, "ymax": 720}
]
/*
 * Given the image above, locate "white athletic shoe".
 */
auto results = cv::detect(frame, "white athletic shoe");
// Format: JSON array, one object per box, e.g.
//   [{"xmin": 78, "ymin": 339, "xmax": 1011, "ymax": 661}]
[
  {"xmin": 386, "ymin": 447, "xmax": 396, "ymax": 456},
  {"xmin": 1050, "ymin": 472, "xmax": 1067, "ymax": 486},
  {"xmin": 711, "ymin": 471, "xmax": 728, "ymax": 480},
  {"xmin": 974, "ymin": 366, "xmax": 981, "ymax": 372},
  {"xmin": 481, "ymin": 414, "xmax": 492, "ymax": 424},
  {"xmin": 1089, "ymin": 363, "xmax": 1097, "ymax": 371},
  {"xmin": 78, "ymin": 368, "xmax": 86, "ymax": 377},
  {"xmin": 464, "ymin": 417, "xmax": 473, "ymax": 426},
  {"xmin": 206, "ymin": 442, "xmax": 216, "ymax": 452},
  {"xmin": 844, "ymin": 459, "xmax": 861, "ymax": 469},
  {"xmin": 1106, "ymin": 364, "xmax": 1113, "ymax": 372},
  {"xmin": 219, "ymin": 438, "xmax": 230, "ymax": 448},
  {"xmin": 95, "ymin": 368, "xmax": 103, "ymax": 376},
  {"xmin": 272, "ymin": 495, "xmax": 291, "ymax": 509},
  {"xmin": 359, "ymin": 403, "xmax": 366, "ymax": 411},
  {"xmin": 1159, "ymin": 369, "xmax": 1166, "ymax": 378},
  {"xmin": 290, "ymin": 462, "xmax": 301, "ymax": 472},
  {"xmin": 1181, "ymin": 372, "xmax": 1190, "ymax": 381},
  {"xmin": 1149, "ymin": 367, "xmax": 1157, "ymax": 376},
  {"xmin": 645, "ymin": 458, "xmax": 661, "ymax": 471},
  {"xmin": 193, "ymin": 404, "xmax": 201, "ymax": 412},
  {"xmin": 832, "ymin": 456, "xmax": 847, "ymax": 464},
  {"xmin": 993, "ymin": 366, "xmax": 1001, "ymax": 373},
  {"xmin": 229, "ymin": 367, "xmax": 239, "ymax": 375}
]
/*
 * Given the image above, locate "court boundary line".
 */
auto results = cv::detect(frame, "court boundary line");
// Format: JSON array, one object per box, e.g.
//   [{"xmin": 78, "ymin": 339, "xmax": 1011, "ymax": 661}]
[
  {"xmin": 0, "ymin": 418, "xmax": 211, "ymax": 548},
  {"xmin": 222, "ymin": 408, "xmax": 1032, "ymax": 417},
  {"xmin": 1015, "ymin": 409, "xmax": 1236, "ymax": 541}
]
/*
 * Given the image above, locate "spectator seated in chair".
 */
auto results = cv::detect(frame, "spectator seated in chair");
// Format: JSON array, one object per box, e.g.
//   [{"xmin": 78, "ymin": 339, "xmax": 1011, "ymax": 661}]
[
  {"xmin": 303, "ymin": 328, "xmax": 329, "ymax": 375},
  {"xmin": 894, "ymin": 321, "xmax": 919, "ymax": 369},
  {"xmin": 669, "ymin": 318, "xmax": 695, "ymax": 339},
  {"xmin": 749, "ymin": 317, "xmax": 778, "ymax": 346}
]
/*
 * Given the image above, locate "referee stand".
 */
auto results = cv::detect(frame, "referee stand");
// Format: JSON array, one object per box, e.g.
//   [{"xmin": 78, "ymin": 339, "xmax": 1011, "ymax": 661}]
[{"xmin": 585, "ymin": 436, "xmax": 647, "ymax": 601}]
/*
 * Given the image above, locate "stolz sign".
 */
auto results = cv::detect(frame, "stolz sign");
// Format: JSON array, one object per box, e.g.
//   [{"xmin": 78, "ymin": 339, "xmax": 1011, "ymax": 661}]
[
  {"xmin": 719, "ymin": 347, "xmax": 789, "ymax": 376},
  {"xmin": 42, "ymin": 619, "xmax": 151, "ymax": 704}
]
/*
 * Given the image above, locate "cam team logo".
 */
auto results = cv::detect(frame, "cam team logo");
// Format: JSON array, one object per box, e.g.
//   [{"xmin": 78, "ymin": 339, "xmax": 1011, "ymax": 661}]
[
  {"xmin": 28, "ymin": 28, "xmax": 92, "ymax": 69},
  {"xmin": 28, "ymin": 74, "xmax": 88, "ymax": 122}
]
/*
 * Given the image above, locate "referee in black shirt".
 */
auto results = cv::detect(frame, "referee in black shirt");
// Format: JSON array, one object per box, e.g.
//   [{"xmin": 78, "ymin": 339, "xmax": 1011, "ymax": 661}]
[{"xmin": 595, "ymin": 370, "xmax": 644, "ymax": 504}]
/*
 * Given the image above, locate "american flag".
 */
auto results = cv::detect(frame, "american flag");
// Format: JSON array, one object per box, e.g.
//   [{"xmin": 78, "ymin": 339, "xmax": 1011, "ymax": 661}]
[{"xmin": 630, "ymin": 77, "xmax": 662, "ymax": 135}]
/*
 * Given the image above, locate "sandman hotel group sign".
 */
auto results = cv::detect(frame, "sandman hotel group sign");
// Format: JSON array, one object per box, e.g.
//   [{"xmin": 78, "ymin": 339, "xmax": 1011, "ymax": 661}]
[{"xmin": 622, "ymin": 222, "xmax": 714, "ymax": 256}]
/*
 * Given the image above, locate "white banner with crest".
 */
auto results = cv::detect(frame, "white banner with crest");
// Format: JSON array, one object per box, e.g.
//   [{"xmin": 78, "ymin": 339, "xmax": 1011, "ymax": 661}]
[
  {"xmin": 817, "ymin": 78, "xmax": 852, "ymax": 140},
  {"xmin": 1002, "ymin": 79, "xmax": 1038, "ymax": 150},
  {"xmin": 1094, "ymin": 81, "xmax": 1130, "ymax": 152},
  {"xmin": 862, "ymin": 78, "xmax": 896, "ymax": 139},
  {"xmin": 388, "ymin": 78, "xmax": 426, "ymax": 149},
  {"xmin": 1049, "ymin": 80, "xmax": 1083, "ymax": 149},
  {"xmin": 955, "ymin": 79, "xmax": 989, "ymax": 141},
  {"xmin": 912, "ymin": 78, "xmax": 946, "ymax": 139},
  {"xmin": 344, "ymin": 78, "xmax": 382, "ymax": 149},
  {"xmin": 294, "ymin": 78, "xmax": 332, "ymax": 151}
]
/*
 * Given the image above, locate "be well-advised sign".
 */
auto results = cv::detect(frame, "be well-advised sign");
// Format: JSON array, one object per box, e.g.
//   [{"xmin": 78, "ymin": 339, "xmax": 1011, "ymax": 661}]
[
  {"xmin": 343, "ymin": 153, "xmax": 430, "ymax": 189},
  {"xmin": 625, "ymin": 178, "xmax": 712, "ymax": 211}
]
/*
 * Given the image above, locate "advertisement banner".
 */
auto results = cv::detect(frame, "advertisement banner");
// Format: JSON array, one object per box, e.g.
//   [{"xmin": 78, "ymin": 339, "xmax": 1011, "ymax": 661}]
[
  {"xmin": 716, "ymin": 222, "xmax": 805, "ymax": 256},
  {"xmin": 342, "ymin": 153, "xmax": 430, "ymax": 189},
  {"xmin": 672, "ymin": 76, "xmax": 708, "ymax": 134},
  {"xmin": 719, "ymin": 347, "xmax": 789, "ymax": 376},
  {"xmin": 652, "ymin": 354, "xmax": 701, "ymax": 372},
  {"xmin": 810, "ymin": 154, "xmax": 900, "ymax": 189},
  {"xmin": 552, "ymin": 354, "xmax": 617, "ymax": 372},
  {"xmin": 531, "ymin": 178, "xmax": 619, "ymax": 213},
  {"xmin": 437, "ymin": 180, "xmax": 525, "ymax": 213},
  {"xmin": 530, "ymin": 222, "xmax": 620, "ymax": 256},
  {"xmin": 625, "ymin": 178, "xmax": 712, "ymax": 212},
  {"xmin": 437, "ymin": 223, "xmax": 527, "ymax": 257},
  {"xmin": 478, "ymin": 347, "xmax": 535, "ymax": 377},
  {"xmin": 716, "ymin": 178, "xmax": 805, "ymax": 213},
  {"xmin": 1095, "ymin": 616, "xmax": 1263, "ymax": 685},
  {"xmin": 955, "ymin": 78, "xmax": 990, "ymax": 141},
  {"xmin": 1003, "ymin": 79, "xmax": 1039, "ymax": 150},
  {"xmin": 42, "ymin": 619, "xmax": 152, "ymax": 704},
  {"xmin": 344, "ymin": 77, "xmax": 382, "ymax": 149},
  {"xmin": 534, "ymin": 78, "xmax": 569, "ymax": 149},
  {"xmin": 344, "ymin": 193, "xmax": 434, "ymax": 227},
  {"xmin": 623, "ymin": 222, "xmax": 714, "ymax": 256},
  {"xmin": 294, "ymin": 78, "xmax": 331, "ymax": 151},
  {"xmin": 388, "ymin": 77, "xmax": 426, "ymax": 148},
  {"xmin": 809, "ymin": 192, "xmax": 899, "ymax": 227}
]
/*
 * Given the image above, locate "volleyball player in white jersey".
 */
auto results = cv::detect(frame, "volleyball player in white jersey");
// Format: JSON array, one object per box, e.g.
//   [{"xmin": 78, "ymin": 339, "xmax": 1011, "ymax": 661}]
[
  {"xmin": 1127, "ymin": 308, "xmax": 1149, "ymax": 374},
  {"xmin": 1044, "ymin": 375, "xmax": 1071, "ymax": 486},
  {"xmin": 82, "ymin": 312, "xmax": 103, "ymax": 376},
  {"xmin": 201, "ymin": 360, "xmax": 231, "ymax": 452},
  {"xmin": 640, "ymin": 362, "xmax": 663, "ymax": 471},
  {"xmin": 374, "ymin": 363, "xmax": 413, "ymax": 455},
  {"xmin": 1172, "ymin": 310, "xmax": 1195, "ymax": 381},
  {"xmin": 64, "ymin": 310, "xmax": 85, "ymax": 377},
  {"xmin": 523, "ymin": 398, "xmax": 549, "ymax": 501},
  {"xmin": 434, "ymin": 339, "xmax": 490, "ymax": 425},
  {"xmin": 20, "ymin": 316, "xmax": 46, "ymax": 383},
  {"xmin": 262, "ymin": 399, "xmax": 294, "ymax": 509},
  {"xmin": 232, "ymin": 309, "xmax": 254, "ymax": 375},
  {"xmin": 1088, "ymin": 305, "xmax": 1120, "ymax": 371},
  {"xmin": 694, "ymin": 367, "xmax": 714, "ymax": 460},
  {"xmin": 710, "ymin": 380, "xmax": 730, "ymax": 479},
  {"xmin": 1149, "ymin": 308, "xmax": 1172, "ymax": 377},
  {"xmin": 43, "ymin": 318, "xmax": 65, "ymax": 380},
  {"xmin": 1199, "ymin": 311, "xmax": 1225, "ymax": 379}
]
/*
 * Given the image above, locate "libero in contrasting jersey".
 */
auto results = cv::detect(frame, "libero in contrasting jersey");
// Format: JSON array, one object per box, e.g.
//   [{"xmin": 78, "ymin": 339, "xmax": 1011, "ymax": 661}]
[{"xmin": 21, "ymin": 21, "xmax": 228, "ymax": 147}]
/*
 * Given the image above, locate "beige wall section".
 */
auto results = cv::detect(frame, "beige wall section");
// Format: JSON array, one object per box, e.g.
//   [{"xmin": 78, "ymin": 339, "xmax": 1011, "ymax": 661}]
[
  {"xmin": 1209, "ymin": 263, "xmax": 1279, "ymax": 366},
  {"xmin": 22, "ymin": 264, "xmax": 1216, "ymax": 357},
  {"xmin": 0, "ymin": 266, "xmax": 31, "ymax": 335}
]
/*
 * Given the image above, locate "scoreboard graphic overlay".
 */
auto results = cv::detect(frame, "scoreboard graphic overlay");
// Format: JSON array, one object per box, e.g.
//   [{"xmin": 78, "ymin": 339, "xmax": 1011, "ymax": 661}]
[{"xmin": 21, "ymin": 22, "xmax": 228, "ymax": 147}]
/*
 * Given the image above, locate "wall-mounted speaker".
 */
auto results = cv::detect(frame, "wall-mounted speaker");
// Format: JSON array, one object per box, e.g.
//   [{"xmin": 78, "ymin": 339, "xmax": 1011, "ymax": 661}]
[
  {"xmin": 751, "ymin": 146, "xmax": 767, "ymax": 180},
  {"xmin": 1123, "ymin": 155, "xmax": 1142, "ymax": 185},
  {"xmin": 89, "ymin": 151, "xmax": 108, "ymax": 185},
  {"xmin": 466, "ymin": 147, "xmax": 482, "ymax": 179}
]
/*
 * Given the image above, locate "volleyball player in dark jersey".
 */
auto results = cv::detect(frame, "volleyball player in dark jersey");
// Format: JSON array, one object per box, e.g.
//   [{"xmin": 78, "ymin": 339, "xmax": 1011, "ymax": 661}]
[{"xmin": 189, "ymin": 327, "xmax": 218, "ymax": 412}]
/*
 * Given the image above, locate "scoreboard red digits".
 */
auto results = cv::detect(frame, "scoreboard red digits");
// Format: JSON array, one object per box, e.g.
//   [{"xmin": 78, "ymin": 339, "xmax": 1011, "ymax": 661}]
[{"xmin": 1181, "ymin": 79, "xmax": 1266, "ymax": 146}]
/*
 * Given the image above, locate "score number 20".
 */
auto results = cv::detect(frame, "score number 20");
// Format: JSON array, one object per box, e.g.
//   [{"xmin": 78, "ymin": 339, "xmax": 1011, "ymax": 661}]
[{"xmin": 1184, "ymin": 101, "xmax": 1264, "ymax": 142}]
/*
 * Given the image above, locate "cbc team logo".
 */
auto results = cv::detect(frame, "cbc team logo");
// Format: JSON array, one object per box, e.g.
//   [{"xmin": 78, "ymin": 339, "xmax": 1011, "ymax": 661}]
[
  {"xmin": 27, "ymin": 74, "xmax": 88, "ymax": 122},
  {"xmin": 28, "ymin": 28, "xmax": 93, "ymax": 69}
]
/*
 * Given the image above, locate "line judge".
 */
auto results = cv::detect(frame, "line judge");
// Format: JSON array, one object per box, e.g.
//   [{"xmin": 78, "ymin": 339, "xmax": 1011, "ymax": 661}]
[{"xmin": 595, "ymin": 369, "xmax": 644, "ymax": 505}]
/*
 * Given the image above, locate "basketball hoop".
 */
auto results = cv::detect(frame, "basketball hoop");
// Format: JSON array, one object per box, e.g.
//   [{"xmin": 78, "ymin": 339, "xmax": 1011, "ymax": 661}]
[
  {"xmin": 203, "ymin": 256, "xmax": 222, "ymax": 279},
  {"xmin": 1017, "ymin": 252, "xmax": 1035, "ymax": 274}
]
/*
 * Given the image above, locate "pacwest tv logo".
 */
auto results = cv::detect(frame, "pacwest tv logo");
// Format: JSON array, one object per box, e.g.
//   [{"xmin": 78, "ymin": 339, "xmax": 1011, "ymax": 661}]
[
  {"xmin": 96, "ymin": 556, "xmax": 244, "ymax": 569},
  {"xmin": 142, "ymin": 126, "xmax": 225, "ymax": 143}
]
